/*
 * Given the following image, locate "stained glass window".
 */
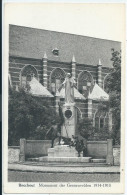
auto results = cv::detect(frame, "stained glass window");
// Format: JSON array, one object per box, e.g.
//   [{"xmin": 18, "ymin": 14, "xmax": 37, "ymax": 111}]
[
  {"xmin": 78, "ymin": 71, "xmax": 93, "ymax": 97},
  {"xmin": 21, "ymin": 65, "xmax": 38, "ymax": 87},
  {"xmin": 50, "ymin": 68, "xmax": 65, "ymax": 94}
]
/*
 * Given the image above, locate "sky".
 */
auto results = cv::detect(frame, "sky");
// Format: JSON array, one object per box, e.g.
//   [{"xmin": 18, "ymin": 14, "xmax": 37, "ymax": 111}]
[{"xmin": 4, "ymin": 3, "xmax": 125, "ymax": 42}]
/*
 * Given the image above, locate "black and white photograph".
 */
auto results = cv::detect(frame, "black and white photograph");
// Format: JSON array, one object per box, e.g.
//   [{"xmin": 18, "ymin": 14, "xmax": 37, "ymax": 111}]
[{"xmin": 3, "ymin": 2, "xmax": 125, "ymax": 194}]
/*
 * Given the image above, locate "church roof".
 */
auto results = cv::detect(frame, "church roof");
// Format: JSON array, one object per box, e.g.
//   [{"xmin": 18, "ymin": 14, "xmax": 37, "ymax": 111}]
[
  {"xmin": 88, "ymin": 83, "xmax": 109, "ymax": 101},
  {"xmin": 9, "ymin": 25, "xmax": 121, "ymax": 68},
  {"xmin": 29, "ymin": 77, "xmax": 53, "ymax": 97},
  {"xmin": 58, "ymin": 87, "xmax": 85, "ymax": 100}
]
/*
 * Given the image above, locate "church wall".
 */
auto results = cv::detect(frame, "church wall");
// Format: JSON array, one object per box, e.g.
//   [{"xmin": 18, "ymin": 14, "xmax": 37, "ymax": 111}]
[
  {"xmin": 47, "ymin": 61, "xmax": 71, "ymax": 90},
  {"xmin": 92, "ymin": 101, "xmax": 99, "ymax": 115},
  {"xmin": 75, "ymin": 99, "xmax": 88, "ymax": 118},
  {"xmin": 76, "ymin": 64, "xmax": 97, "ymax": 82},
  {"xmin": 9, "ymin": 55, "xmax": 111, "ymax": 127},
  {"xmin": 9, "ymin": 56, "xmax": 43, "ymax": 86},
  {"xmin": 9, "ymin": 55, "xmax": 111, "ymax": 90}
]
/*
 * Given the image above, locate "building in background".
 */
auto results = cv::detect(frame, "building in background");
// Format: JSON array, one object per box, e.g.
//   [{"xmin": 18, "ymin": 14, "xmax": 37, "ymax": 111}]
[{"xmin": 9, "ymin": 25, "xmax": 121, "ymax": 134}]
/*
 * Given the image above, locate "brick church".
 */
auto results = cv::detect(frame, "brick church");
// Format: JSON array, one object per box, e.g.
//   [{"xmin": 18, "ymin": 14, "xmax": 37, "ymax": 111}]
[{"xmin": 9, "ymin": 25, "xmax": 121, "ymax": 133}]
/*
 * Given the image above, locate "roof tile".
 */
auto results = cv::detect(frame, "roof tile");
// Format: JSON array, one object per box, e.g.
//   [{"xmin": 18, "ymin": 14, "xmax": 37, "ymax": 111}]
[{"xmin": 9, "ymin": 25, "xmax": 121, "ymax": 68}]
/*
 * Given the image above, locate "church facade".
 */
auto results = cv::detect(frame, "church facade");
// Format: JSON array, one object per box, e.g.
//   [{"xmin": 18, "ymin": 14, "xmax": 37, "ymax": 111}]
[{"xmin": 9, "ymin": 25, "xmax": 121, "ymax": 134}]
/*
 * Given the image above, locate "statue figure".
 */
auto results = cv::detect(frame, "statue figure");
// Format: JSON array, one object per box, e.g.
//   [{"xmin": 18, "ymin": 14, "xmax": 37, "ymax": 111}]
[
  {"xmin": 45, "ymin": 122, "xmax": 61, "ymax": 148},
  {"xmin": 62, "ymin": 73, "xmax": 76, "ymax": 104}
]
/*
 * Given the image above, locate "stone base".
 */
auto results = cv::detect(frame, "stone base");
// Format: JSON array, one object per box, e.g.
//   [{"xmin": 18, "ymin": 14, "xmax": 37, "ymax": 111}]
[
  {"xmin": 40, "ymin": 145, "xmax": 92, "ymax": 163},
  {"xmin": 48, "ymin": 145, "xmax": 82, "ymax": 157},
  {"xmin": 39, "ymin": 156, "xmax": 92, "ymax": 163},
  {"xmin": 91, "ymin": 159, "xmax": 106, "ymax": 163}
]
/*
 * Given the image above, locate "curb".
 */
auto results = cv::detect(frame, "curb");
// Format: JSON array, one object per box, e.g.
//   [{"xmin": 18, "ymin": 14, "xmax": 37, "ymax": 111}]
[{"xmin": 8, "ymin": 168, "xmax": 120, "ymax": 174}]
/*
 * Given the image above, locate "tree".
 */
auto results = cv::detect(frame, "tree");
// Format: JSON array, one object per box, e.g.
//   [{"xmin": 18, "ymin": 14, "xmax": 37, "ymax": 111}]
[
  {"xmin": 8, "ymin": 88, "xmax": 60, "ymax": 146},
  {"xmin": 105, "ymin": 49, "xmax": 121, "ymax": 144},
  {"xmin": 77, "ymin": 118, "xmax": 94, "ymax": 140}
]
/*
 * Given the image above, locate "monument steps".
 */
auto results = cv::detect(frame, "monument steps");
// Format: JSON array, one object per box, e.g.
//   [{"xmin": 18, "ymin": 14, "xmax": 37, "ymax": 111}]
[
  {"xmin": 91, "ymin": 159, "xmax": 106, "ymax": 163},
  {"xmin": 24, "ymin": 160, "xmax": 109, "ymax": 167},
  {"xmin": 39, "ymin": 156, "xmax": 92, "ymax": 163}
]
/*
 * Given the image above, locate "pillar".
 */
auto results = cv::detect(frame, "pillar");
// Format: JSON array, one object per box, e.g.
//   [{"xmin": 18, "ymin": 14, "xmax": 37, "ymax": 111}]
[
  {"xmin": 97, "ymin": 59, "xmax": 103, "ymax": 88},
  {"xmin": 55, "ymin": 91, "xmax": 60, "ymax": 114},
  {"xmin": 106, "ymin": 139, "xmax": 113, "ymax": 165},
  {"xmin": 87, "ymin": 92, "xmax": 92, "ymax": 118},
  {"xmin": 43, "ymin": 52, "xmax": 48, "ymax": 88},
  {"xmin": 71, "ymin": 55, "xmax": 76, "ymax": 80},
  {"xmin": 19, "ymin": 138, "xmax": 26, "ymax": 162}
]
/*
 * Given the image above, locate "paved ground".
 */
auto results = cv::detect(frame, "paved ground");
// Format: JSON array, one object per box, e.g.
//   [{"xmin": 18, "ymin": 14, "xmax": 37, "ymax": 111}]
[
  {"xmin": 8, "ymin": 170, "xmax": 120, "ymax": 182},
  {"xmin": 8, "ymin": 163, "xmax": 120, "ymax": 173}
]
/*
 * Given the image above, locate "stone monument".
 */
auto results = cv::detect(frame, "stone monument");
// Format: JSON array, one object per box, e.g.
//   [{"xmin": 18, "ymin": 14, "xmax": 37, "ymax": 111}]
[
  {"xmin": 39, "ymin": 73, "xmax": 92, "ymax": 163},
  {"xmin": 61, "ymin": 73, "xmax": 77, "ymax": 138}
]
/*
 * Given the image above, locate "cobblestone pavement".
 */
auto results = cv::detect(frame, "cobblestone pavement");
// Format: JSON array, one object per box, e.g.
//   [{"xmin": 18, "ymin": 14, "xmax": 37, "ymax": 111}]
[
  {"xmin": 8, "ymin": 170, "xmax": 120, "ymax": 182},
  {"xmin": 8, "ymin": 163, "xmax": 120, "ymax": 173}
]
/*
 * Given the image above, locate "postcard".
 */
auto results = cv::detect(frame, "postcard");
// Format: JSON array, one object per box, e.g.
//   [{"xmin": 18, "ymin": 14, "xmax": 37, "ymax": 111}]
[{"xmin": 3, "ymin": 2, "xmax": 125, "ymax": 194}]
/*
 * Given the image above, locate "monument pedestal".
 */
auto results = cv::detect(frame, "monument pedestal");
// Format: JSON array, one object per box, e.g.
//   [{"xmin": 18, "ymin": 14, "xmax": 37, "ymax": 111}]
[
  {"xmin": 61, "ymin": 103, "xmax": 77, "ymax": 138},
  {"xmin": 39, "ymin": 145, "xmax": 92, "ymax": 163},
  {"xmin": 48, "ymin": 145, "xmax": 81, "ymax": 157}
]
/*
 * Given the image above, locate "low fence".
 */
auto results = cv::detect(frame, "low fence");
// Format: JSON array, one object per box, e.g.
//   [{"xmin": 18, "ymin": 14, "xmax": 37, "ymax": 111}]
[
  {"xmin": 26, "ymin": 140, "xmax": 51, "ymax": 158},
  {"xmin": 9, "ymin": 138, "xmax": 120, "ymax": 166},
  {"xmin": 87, "ymin": 139, "xmax": 113, "ymax": 165},
  {"xmin": 87, "ymin": 141, "xmax": 108, "ymax": 158},
  {"xmin": 19, "ymin": 139, "xmax": 51, "ymax": 161}
]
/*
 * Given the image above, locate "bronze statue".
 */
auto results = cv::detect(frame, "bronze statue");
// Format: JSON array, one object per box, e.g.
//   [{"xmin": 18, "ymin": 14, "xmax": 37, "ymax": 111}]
[{"xmin": 45, "ymin": 122, "xmax": 61, "ymax": 148}]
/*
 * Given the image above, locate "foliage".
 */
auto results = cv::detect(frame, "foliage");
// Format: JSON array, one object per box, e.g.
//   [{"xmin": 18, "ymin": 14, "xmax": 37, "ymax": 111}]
[
  {"xmin": 8, "ymin": 88, "xmax": 60, "ymax": 146},
  {"xmin": 105, "ymin": 49, "xmax": 121, "ymax": 144},
  {"xmin": 94, "ymin": 125, "xmax": 112, "ymax": 141},
  {"xmin": 77, "ymin": 118, "xmax": 95, "ymax": 140},
  {"xmin": 97, "ymin": 100, "xmax": 109, "ymax": 112}
]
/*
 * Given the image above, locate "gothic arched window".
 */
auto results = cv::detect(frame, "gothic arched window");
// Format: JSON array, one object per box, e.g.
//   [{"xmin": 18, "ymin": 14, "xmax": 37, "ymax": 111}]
[
  {"xmin": 78, "ymin": 71, "xmax": 93, "ymax": 97},
  {"xmin": 21, "ymin": 65, "xmax": 38, "ymax": 87},
  {"xmin": 94, "ymin": 110, "xmax": 109, "ymax": 130},
  {"xmin": 50, "ymin": 68, "xmax": 65, "ymax": 94}
]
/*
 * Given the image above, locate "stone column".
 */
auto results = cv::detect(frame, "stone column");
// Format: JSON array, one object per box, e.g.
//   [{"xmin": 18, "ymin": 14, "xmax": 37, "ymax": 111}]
[
  {"xmin": 87, "ymin": 92, "xmax": 92, "ymax": 118},
  {"xmin": 43, "ymin": 52, "xmax": 48, "ymax": 88},
  {"xmin": 19, "ymin": 138, "xmax": 26, "ymax": 162},
  {"xmin": 71, "ymin": 55, "xmax": 76, "ymax": 80},
  {"xmin": 106, "ymin": 139, "xmax": 113, "ymax": 165},
  {"xmin": 55, "ymin": 91, "xmax": 60, "ymax": 114},
  {"xmin": 97, "ymin": 59, "xmax": 103, "ymax": 88}
]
